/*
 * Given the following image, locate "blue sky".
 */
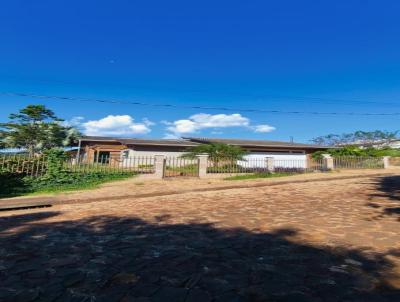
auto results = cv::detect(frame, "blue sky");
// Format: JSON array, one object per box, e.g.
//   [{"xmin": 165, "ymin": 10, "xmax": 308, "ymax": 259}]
[{"xmin": 1, "ymin": 0, "xmax": 400, "ymax": 142}]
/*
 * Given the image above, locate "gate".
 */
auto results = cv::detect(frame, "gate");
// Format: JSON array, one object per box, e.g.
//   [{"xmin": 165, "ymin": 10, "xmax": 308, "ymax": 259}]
[{"xmin": 163, "ymin": 157, "xmax": 199, "ymax": 178}]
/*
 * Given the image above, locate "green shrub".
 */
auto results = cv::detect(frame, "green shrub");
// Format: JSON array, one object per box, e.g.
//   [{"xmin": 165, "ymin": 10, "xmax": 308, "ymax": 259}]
[
  {"xmin": 312, "ymin": 146, "xmax": 400, "ymax": 159},
  {"xmin": 0, "ymin": 148, "xmax": 136, "ymax": 197},
  {"xmin": 0, "ymin": 169, "xmax": 31, "ymax": 197},
  {"xmin": 25, "ymin": 171, "xmax": 135, "ymax": 193}
]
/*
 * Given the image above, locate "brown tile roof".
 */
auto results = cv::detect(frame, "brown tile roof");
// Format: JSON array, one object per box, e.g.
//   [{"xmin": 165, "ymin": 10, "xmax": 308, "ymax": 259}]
[
  {"xmin": 80, "ymin": 136, "xmax": 200, "ymax": 147},
  {"xmin": 79, "ymin": 136, "xmax": 328, "ymax": 149},
  {"xmin": 184, "ymin": 137, "xmax": 328, "ymax": 149}
]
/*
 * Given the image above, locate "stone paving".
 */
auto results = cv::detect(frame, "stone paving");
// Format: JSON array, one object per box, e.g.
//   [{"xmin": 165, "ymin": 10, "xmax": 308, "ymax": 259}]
[{"xmin": 1, "ymin": 175, "xmax": 400, "ymax": 301}]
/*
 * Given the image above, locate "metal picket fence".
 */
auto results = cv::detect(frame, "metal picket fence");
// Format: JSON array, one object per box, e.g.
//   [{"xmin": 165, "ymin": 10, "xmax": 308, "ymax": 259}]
[
  {"xmin": 207, "ymin": 157, "xmax": 269, "ymax": 174},
  {"xmin": 0, "ymin": 154, "xmax": 49, "ymax": 177},
  {"xmin": 163, "ymin": 157, "xmax": 199, "ymax": 178},
  {"xmin": 333, "ymin": 156, "xmax": 384, "ymax": 169},
  {"xmin": 0, "ymin": 154, "xmax": 156, "ymax": 177},
  {"xmin": 307, "ymin": 158, "xmax": 325, "ymax": 171},
  {"xmin": 389, "ymin": 157, "xmax": 400, "ymax": 166},
  {"xmin": 1, "ymin": 153, "xmax": 390, "ymax": 180},
  {"xmin": 206, "ymin": 157, "xmax": 325, "ymax": 174}
]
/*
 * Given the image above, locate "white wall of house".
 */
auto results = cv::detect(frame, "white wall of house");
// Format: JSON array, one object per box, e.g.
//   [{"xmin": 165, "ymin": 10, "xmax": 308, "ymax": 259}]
[
  {"xmin": 121, "ymin": 149, "xmax": 188, "ymax": 167},
  {"xmin": 120, "ymin": 148, "xmax": 308, "ymax": 168},
  {"xmin": 240, "ymin": 152, "xmax": 307, "ymax": 168},
  {"xmin": 122, "ymin": 149, "xmax": 187, "ymax": 157}
]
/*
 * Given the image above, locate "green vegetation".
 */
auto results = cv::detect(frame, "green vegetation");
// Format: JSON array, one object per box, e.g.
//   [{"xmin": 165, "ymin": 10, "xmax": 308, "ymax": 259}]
[
  {"xmin": 0, "ymin": 149, "xmax": 135, "ymax": 198},
  {"xmin": 0, "ymin": 104, "xmax": 79, "ymax": 156},
  {"xmin": 0, "ymin": 168, "xmax": 134, "ymax": 198},
  {"xmin": 165, "ymin": 164, "xmax": 199, "ymax": 176},
  {"xmin": 312, "ymin": 146, "xmax": 400, "ymax": 159},
  {"xmin": 182, "ymin": 142, "xmax": 248, "ymax": 173},
  {"xmin": 183, "ymin": 143, "xmax": 247, "ymax": 160},
  {"xmin": 224, "ymin": 172, "xmax": 295, "ymax": 180},
  {"xmin": 311, "ymin": 130, "xmax": 400, "ymax": 159},
  {"xmin": 27, "ymin": 173, "xmax": 134, "ymax": 195},
  {"xmin": 312, "ymin": 130, "xmax": 398, "ymax": 146}
]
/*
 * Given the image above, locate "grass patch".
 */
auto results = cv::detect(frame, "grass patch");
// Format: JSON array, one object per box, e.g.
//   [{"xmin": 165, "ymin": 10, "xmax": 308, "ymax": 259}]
[
  {"xmin": 166, "ymin": 164, "xmax": 199, "ymax": 173},
  {"xmin": 0, "ymin": 172, "xmax": 136, "ymax": 198},
  {"xmin": 224, "ymin": 172, "xmax": 296, "ymax": 181},
  {"xmin": 29, "ymin": 173, "xmax": 135, "ymax": 195}
]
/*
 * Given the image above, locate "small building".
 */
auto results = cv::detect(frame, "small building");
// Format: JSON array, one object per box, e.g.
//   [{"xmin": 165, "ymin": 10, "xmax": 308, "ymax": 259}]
[{"xmin": 76, "ymin": 136, "xmax": 328, "ymax": 168}]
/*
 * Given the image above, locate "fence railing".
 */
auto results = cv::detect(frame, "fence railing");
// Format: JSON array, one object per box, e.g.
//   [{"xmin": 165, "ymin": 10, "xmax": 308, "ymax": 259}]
[
  {"xmin": 207, "ymin": 157, "xmax": 270, "ymax": 174},
  {"xmin": 389, "ymin": 157, "xmax": 400, "ymax": 166},
  {"xmin": 0, "ymin": 154, "xmax": 156, "ymax": 177},
  {"xmin": 207, "ymin": 157, "xmax": 325, "ymax": 174},
  {"xmin": 307, "ymin": 158, "xmax": 325, "ymax": 171},
  {"xmin": 0, "ymin": 154, "xmax": 49, "ymax": 177},
  {"xmin": 333, "ymin": 156, "xmax": 384, "ymax": 169},
  {"xmin": 164, "ymin": 157, "xmax": 199, "ymax": 178},
  {"xmin": 0, "ymin": 153, "xmax": 392, "ymax": 179}
]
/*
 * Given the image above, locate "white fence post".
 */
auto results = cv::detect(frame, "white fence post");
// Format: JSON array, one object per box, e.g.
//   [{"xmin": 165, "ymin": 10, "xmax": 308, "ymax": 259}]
[
  {"xmin": 266, "ymin": 157, "xmax": 275, "ymax": 172},
  {"xmin": 383, "ymin": 156, "xmax": 391, "ymax": 169},
  {"xmin": 154, "ymin": 155, "xmax": 165, "ymax": 179},
  {"xmin": 197, "ymin": 154, "xmax": 209, "ymax": 178},
  {"xmin": 322, "ymin": 154, "xmax": 334, "ymax": 170}
]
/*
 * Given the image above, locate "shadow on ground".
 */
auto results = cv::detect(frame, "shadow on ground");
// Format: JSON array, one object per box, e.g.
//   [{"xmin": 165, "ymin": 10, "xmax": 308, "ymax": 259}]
[
  {"xmin": 368, "ymin": 176, "xmax": 400, "ymax": 219},
  {"xmin": 0, "ymin": 211, "xmax": 399, "ymax": 302}
]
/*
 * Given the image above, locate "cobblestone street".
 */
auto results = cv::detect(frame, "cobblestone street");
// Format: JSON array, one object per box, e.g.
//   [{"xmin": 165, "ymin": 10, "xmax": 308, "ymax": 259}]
[{"xmin": 1, "ymin": 174, "xmax": 400, "ymax": 301}]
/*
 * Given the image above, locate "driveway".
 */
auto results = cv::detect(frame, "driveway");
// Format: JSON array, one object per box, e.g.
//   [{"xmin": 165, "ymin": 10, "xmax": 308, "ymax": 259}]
[{"xmin": 0, "ymin": 174, "xmax": 400, "ymax": 301}]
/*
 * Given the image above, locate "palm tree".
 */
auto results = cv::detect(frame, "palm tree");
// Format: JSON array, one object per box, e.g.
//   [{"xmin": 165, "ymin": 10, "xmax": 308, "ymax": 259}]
[{"xmin": 182, "ymin": 143, "xmax": 247, "ymax": 167}]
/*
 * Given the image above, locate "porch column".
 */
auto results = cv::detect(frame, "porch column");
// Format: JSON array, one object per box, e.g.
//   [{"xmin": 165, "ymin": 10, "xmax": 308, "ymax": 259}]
[
  {"xmin": 197, "ymin": 154, "xmax": 209, "ymax": 178},
  {"xmin": 322, "ymin": 154, "xmax": 334, "ymax": 170},
  {"xmin": 154, "ymin": 155, "xmax": 165, "ymax": 179},
  {"xmin": 266, "ymin": 157, "xmax": 275, "ymax": 172},
  {"xmin": 383, "ymin": 156, "xmax": 391, "ymax": 169}
]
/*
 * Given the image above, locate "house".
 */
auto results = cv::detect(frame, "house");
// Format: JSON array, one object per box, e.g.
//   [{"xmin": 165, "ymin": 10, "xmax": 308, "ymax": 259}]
[{"xmin": 76, "ymin": 136, "xmax": 329, "ymax": 167}]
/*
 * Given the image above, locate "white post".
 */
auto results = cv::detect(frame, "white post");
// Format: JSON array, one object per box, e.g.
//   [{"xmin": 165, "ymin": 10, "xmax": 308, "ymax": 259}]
[
  {"xmin": 383, "ymin": 156, "xmax": 391, "ymax": 169},
  {"xmin": 154, "ymin": 155, "xmax": 165, "ymax": 179},
  {"xmin": 322, "ymin": 154, "xmax": 334, "ymax": 170},
  {"xmin": 197, "ymin": 154, "xmax": 209, "ymax": 178},
  {"xmin": 266, "ymin": 157, "xmax": 275, "ymax": 172}
]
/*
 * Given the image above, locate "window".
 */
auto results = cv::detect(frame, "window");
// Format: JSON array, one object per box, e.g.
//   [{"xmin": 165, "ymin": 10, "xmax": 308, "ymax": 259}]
[
  {"xmin": 290, "ymin": 151, "xmax": 305, "ymax": 154},
  {"xmin": 122, "ymin": 150, "xmax": 130, "ymax": 159},
  {"xmin": 94, "ymin": 151, "xmax": 110, "ymax": 163}
]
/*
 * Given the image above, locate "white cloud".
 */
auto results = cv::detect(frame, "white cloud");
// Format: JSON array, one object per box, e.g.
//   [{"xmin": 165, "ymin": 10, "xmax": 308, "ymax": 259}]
[
  {"xmin": 166, "ymin": 113, "xmax": 250, "ymax": 136},
  {"xmin": 63, "ymin": 116, "xmax": 84, "ymax": 127},
  {"xmin": 142, "ymin": 118, "xmax": 155, "ymax": 127},
  {"xmin": 253, "ymin": 124, "xmax": 276, "ymax": 133},
  {"xmin": 163, "ymin": 133, "xmax": 180, "ymax": 139},
  {"xmin": 82, "ymin": 115, "xmax": 151, "ymax": 136}
]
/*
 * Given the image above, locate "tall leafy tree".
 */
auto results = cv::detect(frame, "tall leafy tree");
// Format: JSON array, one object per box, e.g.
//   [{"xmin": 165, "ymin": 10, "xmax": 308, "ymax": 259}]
[
  {"xmin": 0, "ymin": 105, "xmax": 79, "ymax": 155},
  {"xmin": 312, "ymin": 130, "xmax": 399, "ymax": 146}
]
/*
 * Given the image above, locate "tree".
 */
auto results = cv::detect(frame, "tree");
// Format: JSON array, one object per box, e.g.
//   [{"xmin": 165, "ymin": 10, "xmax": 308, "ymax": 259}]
[
  {"xmin": 311, "ymin": 145, "xmax": 400, "ymax": 159},
  {"xmin": 182, "ymin": 143, "xmax": 247, "ymax": 166},
  {"xmin": 312, "ymin": 130, "xmax": 399, "ymax": 146},
  {"xmin": 0, "ymin": 105, "xmax": 79, "ymax": 156}
]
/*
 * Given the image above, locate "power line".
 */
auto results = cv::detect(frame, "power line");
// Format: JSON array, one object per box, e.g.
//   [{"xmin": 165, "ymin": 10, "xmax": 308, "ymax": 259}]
[
  {"xmin": 1, "ymin": 91, "xmax": 400, "ymax": 116},
  {"xmin": 3, "ymin": 75, "xmax": 400, "ymax": 106}
]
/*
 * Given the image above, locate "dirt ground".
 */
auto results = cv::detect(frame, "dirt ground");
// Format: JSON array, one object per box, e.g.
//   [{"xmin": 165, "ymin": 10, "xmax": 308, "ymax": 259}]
[{"xmin": 1, "ymin": 172, "xmax": 400, "ymax": 301}]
